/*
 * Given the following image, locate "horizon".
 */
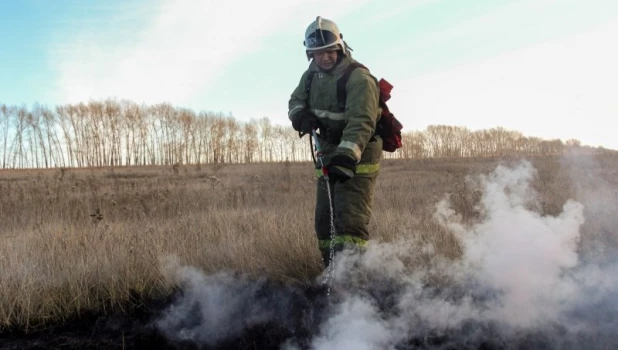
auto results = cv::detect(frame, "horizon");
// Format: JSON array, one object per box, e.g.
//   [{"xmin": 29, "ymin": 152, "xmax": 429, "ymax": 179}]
[{"xmin": 1, "ymin": 0, "xmax": 617, "ymax": 149}]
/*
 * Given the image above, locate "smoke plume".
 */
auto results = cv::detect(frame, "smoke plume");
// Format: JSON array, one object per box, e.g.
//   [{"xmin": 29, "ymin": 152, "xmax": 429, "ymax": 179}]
[{"xmin": 156, "ymin": 159, "xmax": 618, "ymax": 349}]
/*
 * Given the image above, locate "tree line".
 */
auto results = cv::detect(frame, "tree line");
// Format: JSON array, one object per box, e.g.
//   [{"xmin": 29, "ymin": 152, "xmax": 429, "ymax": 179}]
[{"xmin": 0, "ymin": 100, "xmax": 586, "ymax": 169}]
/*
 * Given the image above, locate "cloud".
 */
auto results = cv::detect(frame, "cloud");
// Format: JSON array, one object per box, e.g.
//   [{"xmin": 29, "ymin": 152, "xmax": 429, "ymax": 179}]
[
  {"xmin": 362, "ymin": 0, "xmax": 440, "ymax": 25},
  {"xmin": 48, "ymin": 0, "xmax": 618, "ymax": 150},
  {"xmin": 52, "ymin": 0, "xmax": 372, "ymax": 108},
  {"xmin": 389, "ymin": 19, "xmax": 618, "ymax": 149}
]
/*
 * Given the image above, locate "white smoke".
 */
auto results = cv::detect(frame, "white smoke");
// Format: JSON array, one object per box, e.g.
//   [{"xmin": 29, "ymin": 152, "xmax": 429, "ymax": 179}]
[
  {"xmin": 446, "ymin": 161, "xmax": 584, "ymax": 327},
  {"xmin": 307, "ymin": 160, "xmax": 597, "ymax": 348},
  {"xmin": 561, "ymin": 152, "xmax": 618, "ymax": 262},
  {"xmin": 310, "ymin": 296, "xmax": 394, "ymax": 350},
  {"xmin": 156, "ymin": 257, "xmax": 302, "ymax": 347},
  {"xmin": 156, "ymin": 159, "xmax": 618, "ymax": 349}
]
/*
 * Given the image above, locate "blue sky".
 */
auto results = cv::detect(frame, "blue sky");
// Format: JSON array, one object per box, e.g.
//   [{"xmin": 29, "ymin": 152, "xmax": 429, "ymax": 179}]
[{"xmin": 1, "ymin": 0, "xmax": 618, "ymax": 149}]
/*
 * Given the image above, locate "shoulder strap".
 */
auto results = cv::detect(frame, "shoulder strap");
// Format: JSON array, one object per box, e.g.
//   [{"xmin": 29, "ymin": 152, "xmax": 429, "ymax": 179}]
[
  {"xmin": 336, "ymin": 62, "xmax": 367, "ymax": 111},
  {"xmin": 305, "ymin": 71, "xmax": 316, "ymax": 100}
]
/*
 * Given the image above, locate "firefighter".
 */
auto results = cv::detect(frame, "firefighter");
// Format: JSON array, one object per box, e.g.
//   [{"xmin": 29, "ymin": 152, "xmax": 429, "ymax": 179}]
[{"xmin": 288, "ymin": 16, "xmax": 382, "ymax": 267}]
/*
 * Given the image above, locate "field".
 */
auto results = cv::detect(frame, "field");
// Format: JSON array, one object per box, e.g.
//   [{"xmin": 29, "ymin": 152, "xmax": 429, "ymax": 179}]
[{"xmin": 1, "ymin": 153, "xmax": 618, "ymax": 349}]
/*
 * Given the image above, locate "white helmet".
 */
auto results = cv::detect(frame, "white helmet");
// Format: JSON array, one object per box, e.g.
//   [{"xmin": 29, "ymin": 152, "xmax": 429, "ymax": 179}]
[{"xmin": 304, "ymin": 16, "xmax": 348, "ymax": 60}]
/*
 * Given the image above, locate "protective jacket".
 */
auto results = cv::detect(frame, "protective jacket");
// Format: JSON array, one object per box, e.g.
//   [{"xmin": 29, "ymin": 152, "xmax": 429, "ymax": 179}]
[{"xmin": 288, "ymin": 56, "xmax": 382, "ymax": 167}]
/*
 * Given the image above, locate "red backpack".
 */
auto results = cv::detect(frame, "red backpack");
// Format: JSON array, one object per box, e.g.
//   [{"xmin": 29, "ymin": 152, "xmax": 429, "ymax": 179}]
[{"xmin": 305, "ymin": 62, "xmax": 403, "ymax": 152}]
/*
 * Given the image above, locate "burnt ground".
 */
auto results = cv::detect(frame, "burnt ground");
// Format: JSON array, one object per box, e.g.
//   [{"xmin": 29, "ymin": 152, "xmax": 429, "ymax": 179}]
[
  {"xmin": 0, "ymin": 290, "xmax": 509, "ymax": 350},
  {"xmin": 0, "ymin": 312, "xmax": 305, "ymax": 350},
  {"xmin": 0, "ymin": 284, "xmax": 456, "ymax": 350},
  {"xmin": 0, "ymin": 295, "xmax": 174, "ymax": 350},
  {"xmin": 0, "ymin": 279, "xmax": 599, "ymax": 350},
  {"xmin": 0, "ymin": 285, "xmax": 548, "ymax": 350},
  {"xmin": 0, "ymin": 285, "xmax": 325, "ymax": 350}
]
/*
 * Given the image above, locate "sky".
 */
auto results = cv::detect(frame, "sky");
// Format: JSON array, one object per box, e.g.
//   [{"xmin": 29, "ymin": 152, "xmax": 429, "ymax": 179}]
[{"xmin": 1, "ymin": 0, "xmax": 617, "ymax": 149}]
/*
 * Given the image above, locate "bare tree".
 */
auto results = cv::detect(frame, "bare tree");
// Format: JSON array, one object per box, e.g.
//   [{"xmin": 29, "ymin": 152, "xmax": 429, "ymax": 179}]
[
  {"xmin": 400, "ymin": 131, "xmax": 427, "ymax": 159},
  {"xmin": 0, "ymin": 105, "xmax": 16, "ymax": 169},
  {"xmin": 257, "ymin": 117, "xmax": 273, "ymax": 162},
  {"xmin": 29, "ymin": 105, "xmax": 49, "ymax": 167},
  {"xmin": 210, "ymin": 114, "xmax": 226, "ymax": 164},
  {"xmin": 0, "ymin": 99, "xmax": 589, "ymax": 168},
  {"xmin": 566, "ymin": 138, "xmax": 581, "ymax": 148},
  {"xmin": 38, "ymin": 105, "xmax": 65, "ymax": 167},
  {"xmin": 56, "ymin": 105, "xmax": 78, "ymax": 167},
  {"xmin": 194, "ymin": 112, "xmax": 212, "ymax": 164},
  {"xmin": 11, "ymin": 107, "xmax": 29, "ymax": 168},
  {"xmin": 242, "ymin": 120, "xmax": 258, "ymax": 163},
  {"xmin": 102, "ymin": 99, "xmax": 122, "ymax": 166}
]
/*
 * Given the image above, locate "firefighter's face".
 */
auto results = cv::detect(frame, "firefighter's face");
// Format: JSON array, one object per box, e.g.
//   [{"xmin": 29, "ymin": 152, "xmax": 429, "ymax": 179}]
[{"xmin": 313, "ymin": 49, "xmax": 338, "ymax": 71}]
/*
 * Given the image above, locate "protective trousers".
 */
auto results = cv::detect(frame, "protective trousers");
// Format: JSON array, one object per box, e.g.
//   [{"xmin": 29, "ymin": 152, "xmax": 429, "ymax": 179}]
[{"xmin": 315, "ymin": 170, "xmax": 378, "ymax": 266}]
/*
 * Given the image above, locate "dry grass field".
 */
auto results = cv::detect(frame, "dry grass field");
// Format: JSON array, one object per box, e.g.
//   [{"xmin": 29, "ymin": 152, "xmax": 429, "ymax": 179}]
[{"xmin": 1, "ymin": 153, "xmax": 617, "ymax": 335}]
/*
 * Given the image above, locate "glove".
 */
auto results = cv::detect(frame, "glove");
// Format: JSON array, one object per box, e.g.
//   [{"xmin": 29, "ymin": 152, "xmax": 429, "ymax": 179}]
[
  {"xmin": 326, "ymin": 154, "xmax": 356, "ymax": 183},
  {"xmin": 292, "ymin": 109, "xmax": 318, "ymax": 135}
]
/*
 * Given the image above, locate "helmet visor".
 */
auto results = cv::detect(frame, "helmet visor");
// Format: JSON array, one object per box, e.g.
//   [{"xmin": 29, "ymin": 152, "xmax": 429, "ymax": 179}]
[{"xmin": 305, "ymin": 29, "xmax": 339, "ymax": 49}]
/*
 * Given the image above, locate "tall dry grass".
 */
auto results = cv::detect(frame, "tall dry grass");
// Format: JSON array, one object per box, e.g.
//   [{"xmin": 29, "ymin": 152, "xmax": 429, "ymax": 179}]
[{"xmin": 1, "ymin": 154, "xmax": 617, "ymax": 331}]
